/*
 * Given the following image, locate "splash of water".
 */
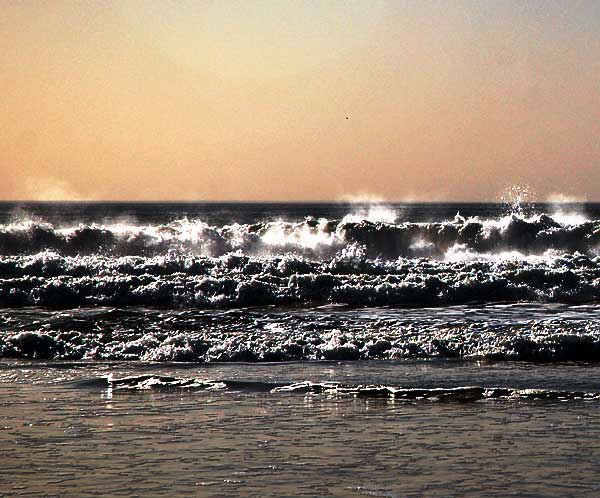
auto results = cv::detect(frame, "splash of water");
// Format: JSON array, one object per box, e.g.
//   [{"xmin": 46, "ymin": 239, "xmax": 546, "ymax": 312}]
[{"xmin": 499, "ymin": 185, "xmax": 536, "ymax": 216}]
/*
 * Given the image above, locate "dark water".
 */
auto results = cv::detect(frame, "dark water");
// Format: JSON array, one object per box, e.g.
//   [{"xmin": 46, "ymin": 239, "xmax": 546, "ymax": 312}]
[
  {"xmin": 2, "ymin": 200, "xmax": 578, "ymax": 224},
  {"xmin": 2, "ymin": 201, "xmax": 600, "ymax": 496}
]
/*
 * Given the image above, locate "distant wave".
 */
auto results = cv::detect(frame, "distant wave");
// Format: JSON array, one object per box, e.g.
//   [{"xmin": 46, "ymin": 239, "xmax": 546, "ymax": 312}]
[{"xmin": 0, "ymin": 211, "xmax": 598, "ymax": 259}]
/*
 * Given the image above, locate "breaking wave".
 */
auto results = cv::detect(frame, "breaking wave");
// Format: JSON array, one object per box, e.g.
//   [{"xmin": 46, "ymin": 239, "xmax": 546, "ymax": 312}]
[
  {"xmin": 0, "ymin": 210, "xmax": 598, "ymax": 259},
  {"xmin": 0, "ymin": 206, "xmax": 599, "ymax": 310},
  {"xmin": 2, "ymin": 203, "xmax": 600, "ymax": 364},
  {"xmin": 0, "ymin": 250, "xmax": 598, "ymax": 308}
]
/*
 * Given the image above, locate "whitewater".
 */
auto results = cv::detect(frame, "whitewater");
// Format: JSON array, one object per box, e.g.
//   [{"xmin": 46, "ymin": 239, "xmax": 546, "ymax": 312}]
[{"xmin": 1, "ymin": 201, "xmax": 600, "ymax": 363}]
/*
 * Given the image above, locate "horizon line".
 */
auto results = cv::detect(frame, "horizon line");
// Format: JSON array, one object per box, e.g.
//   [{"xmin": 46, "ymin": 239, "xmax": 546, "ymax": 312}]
[{"xmin": 0, "ymin": 199, "xmax": 595, "ymax": 204}]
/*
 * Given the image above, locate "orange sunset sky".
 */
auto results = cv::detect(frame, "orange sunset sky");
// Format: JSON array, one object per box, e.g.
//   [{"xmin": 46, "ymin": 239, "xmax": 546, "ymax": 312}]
[{"xmin": 1, "ymin": 1, "xmax": 599, "ymax": 201}]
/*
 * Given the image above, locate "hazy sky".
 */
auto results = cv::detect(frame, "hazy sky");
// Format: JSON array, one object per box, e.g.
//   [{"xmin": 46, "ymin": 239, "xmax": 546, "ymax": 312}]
[{"xmin": 2, "ymin": 1, "xmax": 599, "ymax": 201}]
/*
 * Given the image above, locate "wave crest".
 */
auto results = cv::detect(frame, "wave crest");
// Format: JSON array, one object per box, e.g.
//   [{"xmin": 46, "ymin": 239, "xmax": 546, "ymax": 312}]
[{"xmin": 0, "ymin": 211, "xmax": 598, "ymax": 259}]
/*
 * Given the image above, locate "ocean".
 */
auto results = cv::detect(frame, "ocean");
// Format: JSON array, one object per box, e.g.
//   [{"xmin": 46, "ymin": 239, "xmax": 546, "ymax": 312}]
[{"xmin": 2, "ymin": 201, "xmax": 600, "ymax": 496}]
